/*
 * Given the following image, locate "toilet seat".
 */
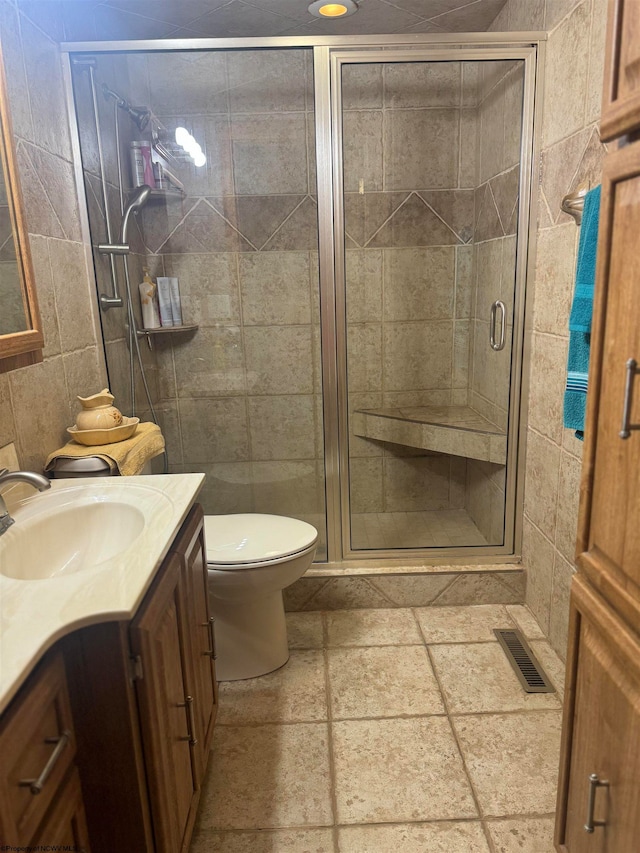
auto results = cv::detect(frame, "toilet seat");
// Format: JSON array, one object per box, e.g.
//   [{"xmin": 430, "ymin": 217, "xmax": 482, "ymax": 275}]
[{"xmin": 204, "ymin": 514, "xmax": 318, "ymax": 570}]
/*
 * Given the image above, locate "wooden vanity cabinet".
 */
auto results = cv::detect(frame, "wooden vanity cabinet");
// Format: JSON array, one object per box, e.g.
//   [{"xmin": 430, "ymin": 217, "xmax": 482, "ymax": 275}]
[
  {"xmin": 59, "ymin": 502, "xmax": 217, "ymax": 853},
  {"xmin": 0, "ymin": 651, "xmax": 90, "ymax": 850},
  {"xmin": 555, "ymin": 2, "xmax": 640, "ymax": 849}
]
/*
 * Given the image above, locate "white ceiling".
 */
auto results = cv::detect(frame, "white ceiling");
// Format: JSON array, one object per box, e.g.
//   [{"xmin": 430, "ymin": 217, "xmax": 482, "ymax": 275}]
[{"xmin": 18, "ymin": 0, "xmax": 509, "ymax": 41}]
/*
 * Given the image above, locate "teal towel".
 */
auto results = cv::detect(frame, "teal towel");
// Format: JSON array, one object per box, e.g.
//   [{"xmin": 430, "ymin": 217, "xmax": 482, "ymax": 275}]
[
  {"xmin": 564, "ymin": 185, "xmax": 601, "ymax": 440},
  {"xmin": 568, "ymin": 185, "xmax": 601, "ymax": 333}
]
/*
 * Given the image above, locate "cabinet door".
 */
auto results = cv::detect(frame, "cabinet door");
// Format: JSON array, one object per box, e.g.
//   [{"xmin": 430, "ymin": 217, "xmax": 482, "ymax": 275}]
[
  {"xmin": 577, "ymin": 142, "xmax": 640, "ymax": 628},
  {"xmin": 601, "ymin": 0, "xmax": 640, "ymax": 140},
  {"xmin": 31, "ymin": 768, "xmax": 91, "ymax": 853},
  {"xmin": 130, "ymin": 553, "xmax": 198, "ymax": 853},
  {"xmin": 555, "ymin": 576, "xmax": 640, "ymax": 852},
  {"xmin": 171, "ymin": 504, "xmax": 217, "ymax": 782}
]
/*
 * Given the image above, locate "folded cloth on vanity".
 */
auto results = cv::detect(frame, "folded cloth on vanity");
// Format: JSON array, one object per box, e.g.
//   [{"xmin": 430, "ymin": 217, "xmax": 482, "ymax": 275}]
[{"xmin": 45, "ymin": 421, "xmax": 165, "ymax": 477}]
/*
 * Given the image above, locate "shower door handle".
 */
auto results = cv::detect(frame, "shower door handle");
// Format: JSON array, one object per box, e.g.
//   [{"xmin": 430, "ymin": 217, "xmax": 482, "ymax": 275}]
[{"xmin": 490, "ymin": 300, "xmax": 506, "ymax": 351}]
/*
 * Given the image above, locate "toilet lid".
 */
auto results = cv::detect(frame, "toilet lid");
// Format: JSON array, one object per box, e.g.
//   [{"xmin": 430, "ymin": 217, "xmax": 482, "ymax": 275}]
[{"xmin": 204, "ymin": 514, "xmax": 318, "ymax": 568}]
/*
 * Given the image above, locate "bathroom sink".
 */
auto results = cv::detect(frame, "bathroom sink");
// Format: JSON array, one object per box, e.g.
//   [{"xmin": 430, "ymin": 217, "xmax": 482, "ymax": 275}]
[{"xmin": 0, "ymin": 482, "xmax": 173, "ymax": 581}]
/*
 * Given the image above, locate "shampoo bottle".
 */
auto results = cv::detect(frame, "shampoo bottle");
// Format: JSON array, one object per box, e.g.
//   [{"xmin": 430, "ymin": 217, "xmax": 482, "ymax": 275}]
[{"xmin": 139, "ymin": 267, "xmax": 160, "ymax": 329}]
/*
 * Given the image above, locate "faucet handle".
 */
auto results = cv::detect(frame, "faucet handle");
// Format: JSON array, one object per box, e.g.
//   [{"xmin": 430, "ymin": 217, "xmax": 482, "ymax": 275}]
[{"xmin": 0, "ymin": 468, "xmax": 8, "ymax": 477}]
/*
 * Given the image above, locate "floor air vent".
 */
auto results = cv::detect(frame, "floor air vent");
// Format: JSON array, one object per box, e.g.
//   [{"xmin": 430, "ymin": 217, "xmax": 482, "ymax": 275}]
[{"xmin": 494, "ymin": 629, "xmax": 555, "ymax": 693}]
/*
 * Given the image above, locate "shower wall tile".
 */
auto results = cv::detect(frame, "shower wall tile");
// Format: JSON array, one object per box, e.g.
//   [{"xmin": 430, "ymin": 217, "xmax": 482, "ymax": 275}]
[
  {"xmin": 342, "ymin": 64, "xmax": 383, "ymax": 111},
  {"xmin": 418, "ymin": 190, "xmax": 474, "ymax": 243},
  {"xmin": 213, "ymin": 195, "xmax": 304, "ymax": 251},
  {"xmin": 173, "ymin": 461, "xmax": 253, "ymax": 515},
  {"xmin": 459, "ymin": 108, "xmax": 478, "ymax": 188},
  {"xmin": 239, "ymin": 252, "xmax": 311, "ymax": 325},
  {"xmin": 262, "ymin": 197, "xmax": 319, "ymax": 252},
  {"xmin": 49, "ymin": 239, "xmax": 97, "ymax": 353},
  {"xmin": 344, "ymin": 192, "xmax": 409, "ymax": 247},
  {"xmin": 383, "ymin": 109, "xmax": 459, "ymax": 190},
  {"xmin": 244, "ymin": 326, "xmax": 314, "ymax": 395},
  {"xmin": 345, "ymin": 250, "xmax": 383, "ymax": 324},
  {"xmin": 542, "ymin": 1, "xmax": 591, "ymax": 149},
  {"xmin": 248, "ymin": 396, "xmax": 315, "ymax": 461},
  {"xmin": 342, "ymin": 110, "xmax": 384, "ymax": 193},
  {"xmin": 159, "ymin": 200, "xmax": 254, "ymax": 254},
  {"xmin": 161, "ymin": 116, "xmax": 234, "ymax": 198},
  {"xmin": 227, "ymin": 49, "xmax": 308, "ymax": 113},
  {"xmin": 474, "ymin": 238, "xmax": 504, "ymax": 320},
  {"xmin": 349, "ymin": 458, "xmax": 384, "ymax": 514},
  {"xmin": 383, "ymin": 321, "xmax": 453, "ymax": 391},
  {"xmin": 19, "ymin": 15, "xmax": 72, "ymax": 162},
  {"xmin": 479, "ymin": 88, "xmax": 505, "ymax": 185},
  {"xmin": 348, "ymin": 392, "xmax": 384, "ymax": 459},
  {"xmin": 453, "ymin": 320, "xmax": 470, "ymax": 389},
  {"xmin": 383, "ymin": 62, "xmax": 461, "ymax": 109},
  {"xmin": 455, "ymin": 244, "xmax": 473, "ymax": 320},
  {"xmin": 252, "ymin": 461, "xmax": 325, "ymax": 516},
  {"xmin": 503, "ymin": 69, "xmax": 525, "ymax": 171},
  {"xmin": 163, "ymin": 253, "xmax": 240, "ymax": 326},
  {"xmin": 383, "ymin": 456, "xmax": 451, "ymax": 512},
  {"xmin": 382, "ymin": 247, "xmax": 455, "ymax": 321},
  {"xmin": 155, "ymin": 400, "xmax": 183, "ymax": 464},
  {"xmin": 180, "ymin": 396, "xmax": 249, "ymax": 463},
  {"xmin": 231, "ymin": 113, "xmax": 308, "ymax": 196},
  {"xmin": 28, "ymin": 235, "xmax": 60, "ymax": 359},
  {"xmin": 146, "ymin": 52, "xmax": 229, "ymax": 116},
  {"xmin": 173, "ymin": 326, "xmax": 246, "ymax": 398},
  {"xmin": 527, "ymin": 332, "xmax": 568, "ymax": 446},
  {"xmin": 367, "ymin": 193, "xmax": 460, "ymax": 248},
  {"xmin": 533, "ymin": 224, "xmax": 577, "ymax": 336},
  {"xmin": 346, "ymin": 324, "xmax": 382, "ymax": 393}
]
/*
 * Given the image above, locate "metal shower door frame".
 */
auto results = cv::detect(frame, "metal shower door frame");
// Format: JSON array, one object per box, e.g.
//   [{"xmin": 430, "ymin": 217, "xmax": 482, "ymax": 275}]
[
  {"xmin": 61, "ymin": 33, "xmax": 544, "ymax": 568},
  {"xmin": 317, "ymin": 43, "xmax": 544, "ymax": 564}
]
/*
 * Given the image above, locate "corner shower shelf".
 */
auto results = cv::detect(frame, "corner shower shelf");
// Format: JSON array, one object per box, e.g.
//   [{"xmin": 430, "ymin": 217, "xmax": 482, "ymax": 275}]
[{"xmin": 352, "ymin": 404, "xmax": 506, "ymax": 465}]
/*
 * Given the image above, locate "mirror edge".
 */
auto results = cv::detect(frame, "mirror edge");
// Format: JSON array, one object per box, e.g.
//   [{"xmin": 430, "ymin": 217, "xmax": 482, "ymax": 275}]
[{"xmin": 0, "ymin": 41, "xmax": 44, "ymax": 374}]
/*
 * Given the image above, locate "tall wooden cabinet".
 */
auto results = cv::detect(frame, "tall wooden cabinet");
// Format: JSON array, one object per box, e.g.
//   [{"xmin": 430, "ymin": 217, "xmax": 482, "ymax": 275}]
[{"xmin": 555, "ymin": 1, "xmax": 640, "ymax": 849}]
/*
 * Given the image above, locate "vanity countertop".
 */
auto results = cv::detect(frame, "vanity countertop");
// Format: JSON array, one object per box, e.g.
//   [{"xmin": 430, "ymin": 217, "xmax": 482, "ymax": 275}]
[{"xmin": 0, "ymin": 473, "xmax": 204, "ymax": 714}]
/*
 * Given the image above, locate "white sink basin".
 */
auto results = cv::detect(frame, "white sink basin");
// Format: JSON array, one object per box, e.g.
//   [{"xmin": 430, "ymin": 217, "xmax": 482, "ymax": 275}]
[{"xmin": 0, "ymin": 482, "xmax": 174, "ymax": 581}]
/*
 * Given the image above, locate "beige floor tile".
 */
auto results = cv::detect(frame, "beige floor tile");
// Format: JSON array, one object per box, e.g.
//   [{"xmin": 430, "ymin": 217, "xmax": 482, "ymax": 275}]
[
  {"xmin": 430, "ymin": 643, "xmax": 562, "ymax": 714},
  {"xmin": 286, "ymin": 612, "xmax": 325, "ymax": 649},
  {"xmin": 338, "ymin": 821, "xmax": 490, "ymax": 852},
  {"xmin": 191, "ymin": 828, "xmax": 336, "ymax": 852},
  {"xmin": 326, "ymin": 608, "xmax": 422, "ymax": 647},
  {"xmin": 484, "ymin": 816, "xmax": 556, "ymax": 852},
  {"xmin": 217, "ymin": 651, "xmax": 328, "ymax": 725},
  {"xmin": 416, "ymin": 604, "xmax": 516, "ymax": 643},
  {"xmin": 506, "ymin": 605, "xmax": 546, "ymax": 640},
  {"xmin": 332, "ymin": 717, "xmax": 477, "ymax": 824},
  {"xmin": 198, "ymin": 723, "xmax": 333, "ymax": 830},
  {"xmin": 328, "ymin": 646, "xmax": 445, "ymax": 719},
  {"xmin": 452, "ymin": 711, "xmax": 563, "ymax": 817},
  {"xmin": 531, "ymin": 639, "xmax": 566, "ymax": 702}
]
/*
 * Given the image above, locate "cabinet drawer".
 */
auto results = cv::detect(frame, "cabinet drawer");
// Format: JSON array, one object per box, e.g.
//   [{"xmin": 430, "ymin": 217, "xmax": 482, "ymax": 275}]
[
  {"xmin": 0, "ymin": 651, "xmax": 76, "ymax": 845},
  {"xmin": 555, "ymin": 575, "xmax": 640, "ymax": 851},
  {"xmin": 601, "ymin": 0, "xmax": 640, "ymax": 140},
  {"xmin": 31, "ymin": 767, "xmax": 91, "ymax": 852}
]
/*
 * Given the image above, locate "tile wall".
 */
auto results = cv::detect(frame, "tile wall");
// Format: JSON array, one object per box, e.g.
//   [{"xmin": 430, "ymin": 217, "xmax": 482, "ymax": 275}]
[
  {"xmin": 0, "ymin": 0, "xmax": 106, "ymax": 470},
  {"xmin": 491, "ymin": 0, "xmax": 608, "ymax": 658}
]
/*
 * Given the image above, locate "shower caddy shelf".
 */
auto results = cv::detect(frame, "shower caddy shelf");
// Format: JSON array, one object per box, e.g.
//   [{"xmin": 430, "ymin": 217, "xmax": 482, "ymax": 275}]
[{"xmin": 136, "ymin": 323, "xmax": 198, "ymax": 337}]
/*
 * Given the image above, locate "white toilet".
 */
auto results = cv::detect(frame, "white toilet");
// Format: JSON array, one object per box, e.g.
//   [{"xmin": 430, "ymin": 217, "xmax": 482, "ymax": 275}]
[{"xmin": 204, "ymin": 513, "xmax": 317, "ymax": 681}]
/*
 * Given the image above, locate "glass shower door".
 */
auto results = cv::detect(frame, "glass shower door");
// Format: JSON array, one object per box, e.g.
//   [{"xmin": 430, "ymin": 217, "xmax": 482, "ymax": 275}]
[{"xmin": 335, "ymin": 52, "xmax": 529, "ymax": 555}]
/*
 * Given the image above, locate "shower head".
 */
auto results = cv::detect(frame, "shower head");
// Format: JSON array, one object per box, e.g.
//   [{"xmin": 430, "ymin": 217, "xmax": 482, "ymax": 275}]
[
  {"xmin": 102, "ymin": 84, "xmax": 152, "ymax": 131},
  {"xmin": 127, "ymin": 105, "xmax": 152, "ymax": 132},
  {"xmin": 120, "ymin": 185, "xmax": 152, "ymax": 245}
]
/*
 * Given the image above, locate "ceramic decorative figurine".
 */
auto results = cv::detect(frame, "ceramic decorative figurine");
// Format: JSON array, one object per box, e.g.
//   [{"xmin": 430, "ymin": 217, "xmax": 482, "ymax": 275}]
[{"xmin": 76, "ymin": 389, "xmax": 123, "ymax": 431}]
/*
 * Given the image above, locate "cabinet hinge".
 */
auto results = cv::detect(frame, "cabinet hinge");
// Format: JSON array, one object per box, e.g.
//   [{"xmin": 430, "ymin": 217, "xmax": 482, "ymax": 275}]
[{"xmin": 128, "ymin": 655, "xmax": 144, "ymax": 682}]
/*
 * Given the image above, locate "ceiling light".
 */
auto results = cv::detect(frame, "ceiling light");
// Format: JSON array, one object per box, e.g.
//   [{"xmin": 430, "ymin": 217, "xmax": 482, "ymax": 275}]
[{"xmin": 308, "ymin": 0, "xmax": 358, "ymax": 19}]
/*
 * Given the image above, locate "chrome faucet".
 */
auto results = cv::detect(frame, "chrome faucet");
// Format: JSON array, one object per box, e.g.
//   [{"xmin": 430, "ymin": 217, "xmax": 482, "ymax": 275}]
[{"xmin": 0, "ymin": 468, "xmax": 51, "ymax": 536}]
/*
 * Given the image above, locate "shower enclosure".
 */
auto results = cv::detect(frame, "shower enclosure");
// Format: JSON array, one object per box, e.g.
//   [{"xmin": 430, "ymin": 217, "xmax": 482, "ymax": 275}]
[{"xmin": 64, "ymin": 34, "xmax": 542, "ymax": 567}]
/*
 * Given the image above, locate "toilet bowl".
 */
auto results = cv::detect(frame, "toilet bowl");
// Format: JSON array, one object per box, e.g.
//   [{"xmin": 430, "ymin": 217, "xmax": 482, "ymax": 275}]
[{"xmin": 205, "ymin": 513, "xmax": 317, "ymax": 681}]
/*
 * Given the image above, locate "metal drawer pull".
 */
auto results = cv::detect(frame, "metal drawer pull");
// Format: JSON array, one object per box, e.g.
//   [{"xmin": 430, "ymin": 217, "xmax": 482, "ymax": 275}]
[
  {"xmin": 584, "ymin": 773, "xmax": 609, "ymax": 833},
  {"xmin": 179, "ymin": 695, "xmax": 198, "ymax": 747},
  {"xmin": 620, "ymin": 358, "xmax": 640, "ymax": 438},
  {"xmin": 205, "ymin": 617, "xmax": 217, "ymax": 660},
  {"xmin": 19, "ymin": 730, "xmax": 71, "ymax": 795},
  {"xmin": 490, "ymin": 300, "xmax": 506, "ymax": 351}
]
